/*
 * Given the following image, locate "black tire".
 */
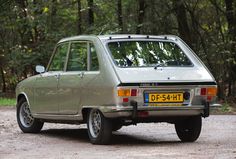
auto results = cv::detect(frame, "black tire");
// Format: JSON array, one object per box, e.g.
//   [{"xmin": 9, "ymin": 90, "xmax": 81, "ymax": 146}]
[
  {"xmin": 87, "ymin": 109, "xmax": 112, "ymax": 145},
  {"xmin": 175, "ymin": 116, "xmax": 202, "ymax": 142},
  {"xmin": 112, "ymin": 123, "xmax": 123, "ymax": 131},
  {"xmin": 17, "ymin": 98, "xmax": 44, "ymax": 133}
]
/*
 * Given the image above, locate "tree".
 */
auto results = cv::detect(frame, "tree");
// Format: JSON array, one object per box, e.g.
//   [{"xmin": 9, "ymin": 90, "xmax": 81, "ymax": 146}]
[
  {"xmin": 0, "ymin": 0, "xmax": 236, "ymax": 101},
  {"xmin": 117, "ymin": 0, "xmax": 123, "ymax": 33},
  {"xmin": 77, "ymin": 0, "xmax": 82, "ymax": 34},
  {"xmin": 87, "ymin": 0, "xmax": 94, "ymax": 26},
  {"xmin": 224, "ymin": 0, "xmax": 236, "ymax": 96},
  {"xmin": 173, "ymin": 0, "xmax": 193, "ymax": 47},
  {"xmin": 136, "ymin": 0, "xmax": 146, "ymax": 34}
]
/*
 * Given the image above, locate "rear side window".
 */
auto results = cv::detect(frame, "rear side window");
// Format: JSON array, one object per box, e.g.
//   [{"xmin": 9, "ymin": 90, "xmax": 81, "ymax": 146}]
[
  {"xmin": 108, "ymin": 41, "xmax": 192, "ymax": 67},
  {"xmin": 48, "ymin": 43, "xmax": 68, "ymax": 71}
]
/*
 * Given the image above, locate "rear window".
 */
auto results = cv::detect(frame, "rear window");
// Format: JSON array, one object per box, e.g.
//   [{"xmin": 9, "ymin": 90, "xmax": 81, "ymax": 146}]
[{"xmin": 108, "ymin": 41, "xmax": 192, "ymax": 67}]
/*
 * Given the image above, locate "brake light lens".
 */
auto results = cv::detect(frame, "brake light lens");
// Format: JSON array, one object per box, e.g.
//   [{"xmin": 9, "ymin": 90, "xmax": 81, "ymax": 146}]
[
  {"xmin": 201, "ymin": 88, "xmax": 207, "ymax": 95},
  {"xmin": 131, "ymin": 89, "xmax": 137, "ymax": 96}
]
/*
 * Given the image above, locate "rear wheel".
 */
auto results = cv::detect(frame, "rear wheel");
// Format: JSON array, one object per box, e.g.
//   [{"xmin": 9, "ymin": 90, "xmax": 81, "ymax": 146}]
[
  {"xmin": 112, "ymin": 122, "xmax": 123, "ymax": 131},
  {"xmin": 87, "ymin": 109, "xmax": 112, "ymax": 145},
  {"xmin": 175, "ymin": 116, "xmax": 202, "ymax": 142},
  {"xmin": 17, "ymin": 98, "xmax": 44, "ymax": 133}
]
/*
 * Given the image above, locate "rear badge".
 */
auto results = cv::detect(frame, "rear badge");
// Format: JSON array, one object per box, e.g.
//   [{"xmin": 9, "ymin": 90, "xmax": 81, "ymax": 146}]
[{"xmin": 141, "ymin": 83, "xmax": 159, "ymax": 87}]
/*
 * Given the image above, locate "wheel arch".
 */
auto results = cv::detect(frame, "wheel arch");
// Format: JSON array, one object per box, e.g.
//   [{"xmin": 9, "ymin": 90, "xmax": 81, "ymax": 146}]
[
  {"xmin": 17, "ymin": 92, "xmax": 31, "ymax": 108},
  {"xmin": 81, "ymin": 106, "xmax": 106, "ymax": 122},
  {"xmin": 82, "ymin": 108, "xmax": 90, "ymax": 122}
]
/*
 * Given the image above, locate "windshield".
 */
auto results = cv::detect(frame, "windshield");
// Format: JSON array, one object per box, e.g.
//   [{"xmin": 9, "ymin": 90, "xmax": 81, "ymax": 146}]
[{"xmin": 108, "ymin": 41, "xmax": 192, "ymax": 67}]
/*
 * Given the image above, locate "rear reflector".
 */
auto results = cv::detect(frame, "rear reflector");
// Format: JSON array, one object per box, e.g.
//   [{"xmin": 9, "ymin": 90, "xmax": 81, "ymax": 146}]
[
  {"xmin": 123, "ymin": 98, "xmax": 129, "ymax": 103},
  {"xmin": 207, "ymin": 96, "xmax": 213, "ymax": 101},
  {"xmin": 138, "ymin": 111, "xmax": 149, "ymax": 117}
]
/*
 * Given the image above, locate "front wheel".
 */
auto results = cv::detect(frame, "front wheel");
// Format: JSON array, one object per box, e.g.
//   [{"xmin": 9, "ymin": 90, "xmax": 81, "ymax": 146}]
[
  {"xmin": 175, "ymin": 116, "xmax": 202, "ymax": 142},
  {"xmin": 87, "ymin": 109, "xmax": 112, "ymax": 145},
  {"xmin": 17, "ymin": 98, "xmax": 44, "ymax": 133}
]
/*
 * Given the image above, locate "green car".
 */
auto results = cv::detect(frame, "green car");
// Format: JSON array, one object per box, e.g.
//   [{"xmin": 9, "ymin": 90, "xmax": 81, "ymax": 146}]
[{"xmin": 16, "ymin": 35, "xmax": 220, "ymax": 144}]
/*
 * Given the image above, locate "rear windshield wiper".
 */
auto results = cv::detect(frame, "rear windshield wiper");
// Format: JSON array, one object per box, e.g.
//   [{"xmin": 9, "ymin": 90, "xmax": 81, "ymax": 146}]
[{"xmin": 154, "ymin": 63, "xmax": 165, "ymax": 69}]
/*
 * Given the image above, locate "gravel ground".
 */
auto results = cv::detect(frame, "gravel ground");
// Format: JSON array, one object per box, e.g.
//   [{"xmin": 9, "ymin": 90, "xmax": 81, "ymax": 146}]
[{"xmin": 0, "ymin": 106, "xmax": 236, "ymax": 159}]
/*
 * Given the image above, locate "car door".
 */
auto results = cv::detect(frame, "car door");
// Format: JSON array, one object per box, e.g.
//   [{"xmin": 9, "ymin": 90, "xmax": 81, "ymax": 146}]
[
  {"xmin": 33, "ymin": 42, "xmax": 69, "ymax": 114},
  {"xmin": 58, "ymin": 41, "xmax": 100, "ymax": 115}
]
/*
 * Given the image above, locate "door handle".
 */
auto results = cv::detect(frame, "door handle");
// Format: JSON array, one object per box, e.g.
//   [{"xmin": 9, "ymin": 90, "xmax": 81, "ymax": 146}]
[
  {"xmin": 54, "ymin": 74, "xmax": 60, "ymax": 80},
  {"xmin": 78, "ymin": 72, "xmax": 85, "ymax": 78}
]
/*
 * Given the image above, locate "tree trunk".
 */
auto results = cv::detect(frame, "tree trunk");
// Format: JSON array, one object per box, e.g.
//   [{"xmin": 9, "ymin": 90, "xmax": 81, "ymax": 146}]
[
  {"xmin": 225, "ymin": 0, "xmax": 236, "ymax": 97},
  {"xmin": 77, "ymin": 0, "xmax": 82, "ymax": 34},
  {"xmin": 50, "ymin": 0, "xmax": 57, "ymax": 31},
  {"xmin": 173, "ymin": 0, "xmax": 193, "ymax": 48},
  {"xmin": 0, "ymin": 66, "xmax": 6, "ymax": 93},
  {"xmin": 117, "ymin": 0, "xmax": 123, "ymax": 33},
  {"xmin": 136, "ymin": 0, "xmax": 145, "ymax": 34},
  {"xmin": 87, "ymin": 0, "xmax": 94, "ymax": 26},
  {"xmin": 225, "ymin": 0, "xmax": 236, "ymax": 38}
]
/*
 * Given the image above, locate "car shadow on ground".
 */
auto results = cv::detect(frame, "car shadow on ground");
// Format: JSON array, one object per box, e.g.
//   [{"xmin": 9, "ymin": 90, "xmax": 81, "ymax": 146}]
[{"xmin": 40, "ymin": 128, "xmax": 181, "ymax": 145}]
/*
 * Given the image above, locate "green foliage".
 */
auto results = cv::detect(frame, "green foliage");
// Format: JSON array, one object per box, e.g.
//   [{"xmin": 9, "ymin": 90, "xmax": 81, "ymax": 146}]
[
  {"xmin": 0, "ymin": 0, "xmax": 236, "ymax": 101},
  {"xmin": 220, "ymin": 102, "xmax": 232, "ymax": 112},
  {"xmin": 0, "ymin": 98, "xmax": 16, "ymax": 106}
]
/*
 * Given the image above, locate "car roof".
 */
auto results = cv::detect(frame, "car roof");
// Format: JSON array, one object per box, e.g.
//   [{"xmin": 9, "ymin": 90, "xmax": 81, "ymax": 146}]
[{"xmin": 58, "ymin": 34, "xmax": 180, "ymax": 43}]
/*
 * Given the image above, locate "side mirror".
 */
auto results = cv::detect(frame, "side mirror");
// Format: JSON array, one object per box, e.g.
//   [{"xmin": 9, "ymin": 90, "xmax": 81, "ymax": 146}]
[{"xmin": 36, "ymin": 65, "xmax": 45, "ymax": 74}]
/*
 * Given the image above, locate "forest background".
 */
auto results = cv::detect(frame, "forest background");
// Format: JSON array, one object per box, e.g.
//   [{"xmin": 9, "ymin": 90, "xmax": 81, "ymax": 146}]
[{"xmin": 0, "ymin": 0, "xmax": 236, "ymax": 106}]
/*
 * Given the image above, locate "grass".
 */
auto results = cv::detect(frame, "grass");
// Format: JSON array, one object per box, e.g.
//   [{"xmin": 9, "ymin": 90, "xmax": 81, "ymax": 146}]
[
  {"xmin": 0, "ymin": 98, "xmax": 16, "ymax": 106},
  {"xmin": 220, "ymin": 102, "xmax": 232, "ymax": 113}
]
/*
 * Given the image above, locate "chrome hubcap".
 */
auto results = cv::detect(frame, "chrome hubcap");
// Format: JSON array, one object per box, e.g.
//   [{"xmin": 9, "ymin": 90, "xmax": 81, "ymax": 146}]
[
  {"xmin": 19, "ymin": 102, "xmax": 34, "ymax": 128},
  {"xmin": 89, "ymin": 109, "xmax": 101, "ymax": 138}
]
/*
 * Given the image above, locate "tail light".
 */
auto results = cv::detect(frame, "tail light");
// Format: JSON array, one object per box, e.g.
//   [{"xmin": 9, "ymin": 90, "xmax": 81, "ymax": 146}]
[
  {"xmin": 200, "ymin": 87, "xmax": 217, "ymax": 96},
  {"xmin": 196, "ymin": 87, "xmax": 217, "ymax": 102},
  {"xmin": 117, "ymin": 88, "xmax": 138, "ymax": 97},
  {"xmin": 117, "ymin": 88, "xmax": 138, "ymax": 104},
  {"xmin": 118, "ymin": 89, "xmax": 131, "ymax": 96}
]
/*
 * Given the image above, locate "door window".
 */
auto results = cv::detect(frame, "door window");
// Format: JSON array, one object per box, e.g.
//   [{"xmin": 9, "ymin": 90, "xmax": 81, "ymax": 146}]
[
  {"xmin": 89, "ymin": 43, "xmax": 99, "ymax": 71},
  {"xmin": 67, "ymin": 42, "xmax": 99, "ymax": 71},
  {"xmin": 67, "ymin": 42, "xmax": 87, "ymax": 71},
  {"xmin": 48, "ymin": 43, "xmax": 68, "ymax": 71}
]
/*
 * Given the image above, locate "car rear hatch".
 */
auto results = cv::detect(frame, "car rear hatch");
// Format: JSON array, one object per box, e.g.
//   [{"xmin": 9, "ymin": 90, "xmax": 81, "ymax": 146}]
[{"xmin": 115, "ymin": 66, "xmax": 217, "ymax": 108}]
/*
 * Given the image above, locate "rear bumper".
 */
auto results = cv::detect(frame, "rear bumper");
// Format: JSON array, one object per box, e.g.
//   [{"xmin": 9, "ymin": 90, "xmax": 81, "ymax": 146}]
[{"xmin": 101, "ymin": 103, "xmax": 221, "ymax": 118}]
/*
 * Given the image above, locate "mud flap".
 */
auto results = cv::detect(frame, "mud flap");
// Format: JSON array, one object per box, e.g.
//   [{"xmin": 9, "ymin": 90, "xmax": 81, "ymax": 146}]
[
  {"xmin": 203, "ymin": 101, "xmax": 210, "ymax": 118},
  {"xmin": 130, "ymin": 100, "xmax": 138, "ymax": 119}
]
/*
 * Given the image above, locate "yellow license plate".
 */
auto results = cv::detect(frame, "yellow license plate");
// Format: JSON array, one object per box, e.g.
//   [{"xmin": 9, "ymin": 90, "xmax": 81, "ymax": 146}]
[{"xmin": 147, "ymin": 92, "xmax": 184, "ymax": 103}]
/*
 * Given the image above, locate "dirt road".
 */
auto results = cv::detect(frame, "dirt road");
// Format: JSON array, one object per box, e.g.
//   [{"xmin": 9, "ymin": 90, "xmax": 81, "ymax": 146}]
[{"xmin": 0, "ymin": 106, "xmax": 236, "ymax": 159}]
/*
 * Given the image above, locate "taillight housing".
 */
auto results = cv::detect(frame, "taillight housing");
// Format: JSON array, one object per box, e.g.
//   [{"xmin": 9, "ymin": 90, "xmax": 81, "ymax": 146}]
[
  {"xmin": 117, "ymin": 88, "xmax": 138, "ymax": 97},
  {"xmin": 117, "ymin": 88, "xmax": 139, "ymax": 104},
  {"xmin": 196, "ymin": 87, "xmax": 217, "ymax": 102},
  {"xmin": 200, "ymin": 87, "xmax": 217, "ymax": 96}
]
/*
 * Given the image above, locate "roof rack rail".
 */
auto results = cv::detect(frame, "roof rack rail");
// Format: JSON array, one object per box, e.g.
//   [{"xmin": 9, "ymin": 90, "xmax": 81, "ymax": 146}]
[{"xmin": 106, "ymin": 35, "xmax": 169, "ymax": 40}]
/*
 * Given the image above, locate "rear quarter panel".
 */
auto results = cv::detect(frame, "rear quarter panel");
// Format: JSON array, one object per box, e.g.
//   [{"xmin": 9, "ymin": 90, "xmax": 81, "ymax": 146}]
[{"xmin": 79, "ymin": 37, "xmax": 120, "ymax": 109}]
